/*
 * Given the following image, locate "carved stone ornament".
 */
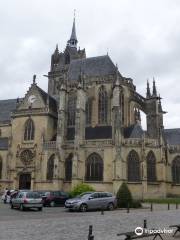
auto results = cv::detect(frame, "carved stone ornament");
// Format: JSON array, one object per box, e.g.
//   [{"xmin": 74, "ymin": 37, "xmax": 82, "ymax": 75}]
[{"xmin": 20, "ymin": 149, "xmax": 34, "ymax": 165}]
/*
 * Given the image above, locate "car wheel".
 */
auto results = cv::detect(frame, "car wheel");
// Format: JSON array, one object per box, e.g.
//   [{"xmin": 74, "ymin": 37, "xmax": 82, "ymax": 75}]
[
  {"xmin": 38, "ymin": 207, "xmax": 42, "ymax": 211},
  {"xmin": 107, "ymin": 203, "xmax": 114, "ymax": 211},
  {"xmin": 20, "ymin": 204, "xmax": 25, "ymax": 211},
  {"xmin": 50, "ymin": 201, "xmax": 55, "ymax": 207},
  {"xmin": 10, "ymin": 204, "xmax": 14, "ymax": 209},
  {"xmin": 80, "ymin": 204, "xmax": 88, "ymax": 212}
]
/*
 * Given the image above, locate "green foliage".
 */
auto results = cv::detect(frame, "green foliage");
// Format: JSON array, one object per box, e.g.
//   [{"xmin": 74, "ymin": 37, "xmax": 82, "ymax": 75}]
[
  {"xmin": 116, "ymin": 182, "xmax": 133, "ymax": 208},
  {"xmin": 131, "ymin": 199, "xmax": 142, "ymax": 208},
  {"xmin": 70, "ymin": 183, "xmax": 95, "ymax": 198}
]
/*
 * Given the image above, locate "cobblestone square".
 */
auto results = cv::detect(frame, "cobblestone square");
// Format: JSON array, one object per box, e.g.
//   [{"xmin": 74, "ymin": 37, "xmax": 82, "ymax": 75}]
[{"xmin": 0, "ymin": 203, "xmax": 180, "ymax": 240}]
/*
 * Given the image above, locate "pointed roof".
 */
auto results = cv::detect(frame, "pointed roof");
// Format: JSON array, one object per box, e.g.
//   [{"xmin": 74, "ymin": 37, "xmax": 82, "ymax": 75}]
[
  {"xmin": 67, "ymin": 15, "xmax": 78, "ymax": 47},
  {"xmin": 146, "ymin": 80, "xmax": 151, "ymax": 98},
  {"xmin": 0, "ymin": 99, "xmax": 18, "ymax": 123},
  {"xmin": 152, "ymin": 78, "xmax": 157, "ymax": 97},
  {"xmin": 70, "ymin": 17, "xmax": 77, "ymax": 41},
  {"xmin": 124, "ymin": 123, "xmax": 144, "ymax": 138}
]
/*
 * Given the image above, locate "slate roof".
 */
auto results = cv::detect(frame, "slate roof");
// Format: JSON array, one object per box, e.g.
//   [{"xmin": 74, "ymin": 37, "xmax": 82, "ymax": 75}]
[
  {"xmin": 124, "ymin": 123, "xmax": 144, "ymax": 138},
  {"xmin": 67, "ymin": 55, "xmax": 116, "ymax": 81},
  {"xmin": 163, "ymin": 129, "xmax": 180, "ymax": 145},
  {"xmin": 0, "ymin": 99, "xmax": 17, "ymax": 123},
  {"xmin": 0, "ymin": 137, "xmax": 8, "ymax": 150},
  {"xmin": 36, "ymin": 85, "xmax": 57, "ymax": 112}
]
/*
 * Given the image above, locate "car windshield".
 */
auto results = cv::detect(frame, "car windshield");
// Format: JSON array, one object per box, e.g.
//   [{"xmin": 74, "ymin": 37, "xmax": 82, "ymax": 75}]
[
  {"xmin": 26, "ymin": 192, "xmax": 41, "ymax": 199},
  {"xmin": 77, "ymin": 193, "xmax": 91, "ymax": 199}
]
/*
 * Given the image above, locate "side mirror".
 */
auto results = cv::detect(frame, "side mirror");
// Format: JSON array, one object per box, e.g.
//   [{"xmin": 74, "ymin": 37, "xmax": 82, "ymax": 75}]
[{"xmin": 88, "ymin": 196, "xmax": 93, "ymax": 200}]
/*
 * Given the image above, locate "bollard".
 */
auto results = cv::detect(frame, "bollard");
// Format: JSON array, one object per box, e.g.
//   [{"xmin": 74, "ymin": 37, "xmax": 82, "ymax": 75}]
[
  {"xmin": 176, "ymin": 203, "xmax": 178, "ymax": 209},
  {"xmin": 143, "ymin": 219, "xmax": 147, "ymax": 229},
  {"xmin": 150, "ymin": 203, "xmax": 153, "ymax": 212},
  {"xmin": 88, "ymin": 225, "xmax": 94, "ymax": 240},
  {"xmin": 168, "ymin": 203, "xmax": 170, "ymax": 210},
  {"xmin": 127, "ymin": 202, "xmax": 130, "ymax": 213}
]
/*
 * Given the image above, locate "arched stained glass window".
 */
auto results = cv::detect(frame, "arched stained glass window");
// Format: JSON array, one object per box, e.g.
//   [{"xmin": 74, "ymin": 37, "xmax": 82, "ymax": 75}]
[
  {"xmin": 172, "ymin": 156, "xmax": 180, "ymax": 184},
  {"xmin": 127, "ymin": 150, "xmax": 140, "ymax": 182},
  {"xmin": 24, "ymin": 118, "xmax": 35, "ymax": 141},
  {"xmin": 86, "ymin": 98, "xmax": 92, "ymax": 125},
  {"xmin": 67, "ymin": 96, "xmax": 76, "ymax": 127},
  {"xmin": 47, "ymin": 154, "xmax": 55, "ymax": 180},
  {"xmin": 86, "ymin": 153, "xmax": 103, "ymax": 181},
  {"xmin": 98, "ymin": 86, "xmax": 108, "ymax": 124},
  {"xmin": 147, "ymin": 151, "xmax": 156, "ymax": 182},
  {"xmin": 65, "ymin": 153, "xmax": 73, "ymax": 181}
]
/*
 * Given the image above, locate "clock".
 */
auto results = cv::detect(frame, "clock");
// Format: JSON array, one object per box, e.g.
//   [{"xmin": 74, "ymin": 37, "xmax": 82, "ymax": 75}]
[{"xmin": 28, "ymin": 95, "xmax": 37, "ymax": 104}]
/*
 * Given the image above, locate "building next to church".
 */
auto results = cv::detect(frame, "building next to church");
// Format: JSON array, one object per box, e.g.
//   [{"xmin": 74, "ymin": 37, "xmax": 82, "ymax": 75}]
[{"xmin": 0, "ymin": 17, "xmax": 180, "ymax": 199}]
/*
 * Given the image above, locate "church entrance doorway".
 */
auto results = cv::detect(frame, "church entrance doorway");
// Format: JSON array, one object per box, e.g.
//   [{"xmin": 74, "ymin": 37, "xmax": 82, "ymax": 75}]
[{"xmin": 19, "ymin": 173, "xmax": 31, "ymax": 190}]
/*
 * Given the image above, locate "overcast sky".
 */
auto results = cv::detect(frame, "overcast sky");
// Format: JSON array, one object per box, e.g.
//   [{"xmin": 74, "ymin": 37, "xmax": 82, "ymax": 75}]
[{"xmin": 0, "ymin": 0, "xmax": 180, "ymax": 129}]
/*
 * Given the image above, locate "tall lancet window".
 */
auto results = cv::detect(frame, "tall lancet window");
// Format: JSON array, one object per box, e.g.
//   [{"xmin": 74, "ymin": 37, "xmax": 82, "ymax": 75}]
[
  {"xmin": 147, "ymin": 151, "xmax": 156, "ymax": 182},
  {"xmin": 86, "ymin": 98, "xmax": 92, "ymax": 125},
  {"xmin": 65, "ymin": 153, "xmax": 73, "ymax": 181},
  {"xmin": 24, "ymin": 118, "xmax": 35, "ymax": 141},
  {"xmin": 46, "ymin": 154, "xmax": 55, "ymax": 180},
  {"xmin": 127, "ymin": 150, "xmax": 141, "ymax": 182},
  {"xmin": 85, "ymin": 153, "xmax": 103, "ymax": 181},
  {"xmin": 98, "ymin": 86, "xmax": 108, "ymax": 124},
  {"xmin": 67, "ymin": 95, "xmax": 76, "ymax": 127},
  {"xmin": 172, "ymin": 156, "xmax": 180, "ymax": 184}
]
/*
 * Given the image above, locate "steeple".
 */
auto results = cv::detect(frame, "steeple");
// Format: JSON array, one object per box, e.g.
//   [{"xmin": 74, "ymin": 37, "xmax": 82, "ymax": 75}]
[
  {"xmin": 67, "ymin": 11, "xmax": 78, "ymax": 48},
  {"xmin": 146, "ymin": 79, "xmax": 151, "ymax": 98},
  {"xmin": 152, "ymin": 77, "xmax": 157, "ymax": 97}
]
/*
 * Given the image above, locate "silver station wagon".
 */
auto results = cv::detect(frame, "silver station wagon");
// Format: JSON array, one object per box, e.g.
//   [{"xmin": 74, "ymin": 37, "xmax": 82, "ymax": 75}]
[
  {"xmin": 11, "ymin": 191, "xmax": 43, "ymax": 211},
  {"xmin": 65, "ymin": 192, "xmax": 117, "ymax": 212}
]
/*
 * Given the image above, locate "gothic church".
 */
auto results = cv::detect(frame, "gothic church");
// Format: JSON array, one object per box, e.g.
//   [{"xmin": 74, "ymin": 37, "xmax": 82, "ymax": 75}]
[{"xmin": 0, "ymin": 17, "xmax": 180, "ymax": 199}]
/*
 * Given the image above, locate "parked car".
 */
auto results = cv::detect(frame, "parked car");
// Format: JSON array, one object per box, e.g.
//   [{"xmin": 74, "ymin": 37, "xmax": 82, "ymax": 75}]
[
  {"xmin": 42, "ymin": 191, "xmax": 69, "ymax": 207},
  {"xmin": 65, "ymin": 192, "xmax": 117, "ymax": 212},
  {"xmin": 11, "ymin": 191, "xmax": 43, "ymax": 211}
]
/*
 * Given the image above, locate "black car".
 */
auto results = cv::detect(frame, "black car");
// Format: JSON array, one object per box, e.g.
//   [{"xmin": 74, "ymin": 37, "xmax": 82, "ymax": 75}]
[{"xmin": 42, "ymin": 191, "xmax": 69, "ymax": 207}]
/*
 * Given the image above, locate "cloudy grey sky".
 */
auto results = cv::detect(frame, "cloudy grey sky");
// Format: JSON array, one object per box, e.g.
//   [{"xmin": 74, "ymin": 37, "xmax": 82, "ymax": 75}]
[{"xmin": 0, "ymin": 0, "xmax": 180, "ymax": 129}]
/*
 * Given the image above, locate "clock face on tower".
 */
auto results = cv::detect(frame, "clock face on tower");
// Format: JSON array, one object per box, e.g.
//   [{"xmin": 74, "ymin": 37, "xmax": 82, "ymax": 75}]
[{"xmin": 28, "ymin": 95, "xmax": 37, "ymax": 104}]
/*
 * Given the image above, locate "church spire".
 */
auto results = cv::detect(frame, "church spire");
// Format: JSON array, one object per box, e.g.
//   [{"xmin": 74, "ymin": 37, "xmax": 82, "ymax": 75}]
[
  {"xmin": 146, "ymin": 79, "xmax": 151, "ymax": 98},
  {"xmin": 152, "ymin": 77, "xmax": 157, "ymax": 97},
  {"xmin": 67, "ymin": 10, "xmax": 78, "ymax": 48}
]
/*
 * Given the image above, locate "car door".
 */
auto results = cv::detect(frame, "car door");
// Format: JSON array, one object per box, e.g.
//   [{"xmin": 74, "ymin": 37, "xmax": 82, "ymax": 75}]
[
  {"xmin": 98, "ymin": 193, "xmax": 108, "ymax": 209},
  {"xmin": 87, "ymin": 193, "xmax": 100, "ymax": 210},
  {"xmin": 14, "ymin": 192, "xmax": 23, "ymax": 207},
  {"xmin": 53, "ymin": 191, "xmax": 60, "ymax": 205}
]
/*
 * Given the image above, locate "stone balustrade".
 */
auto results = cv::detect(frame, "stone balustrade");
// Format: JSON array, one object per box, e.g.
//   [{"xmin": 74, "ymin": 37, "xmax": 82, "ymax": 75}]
[{"xmin": 43, "ymin": 141, "xmax": 57, "ymax": 150}]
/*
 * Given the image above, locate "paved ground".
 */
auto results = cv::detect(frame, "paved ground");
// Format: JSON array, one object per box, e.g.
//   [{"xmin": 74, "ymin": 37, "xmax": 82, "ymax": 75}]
[{"xmin": 0, "ymin": 202, "xmax": 180, "ymax": 240}]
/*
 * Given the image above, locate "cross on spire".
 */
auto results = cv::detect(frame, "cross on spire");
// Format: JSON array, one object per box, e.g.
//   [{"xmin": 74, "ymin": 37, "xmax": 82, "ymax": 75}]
[{"xmin": 67, "ymin": 10, "xmax": 78, "ymax": 48}]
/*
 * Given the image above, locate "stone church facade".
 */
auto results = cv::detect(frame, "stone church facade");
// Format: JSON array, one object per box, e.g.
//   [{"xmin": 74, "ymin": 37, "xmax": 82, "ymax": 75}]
[{"xmin": 0, "ymin": 18, "xmax": 180, "ymax": 199}]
